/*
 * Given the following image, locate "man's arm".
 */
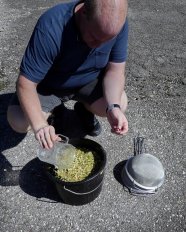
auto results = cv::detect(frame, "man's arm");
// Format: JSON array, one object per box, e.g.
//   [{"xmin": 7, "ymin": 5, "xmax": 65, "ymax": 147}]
[
  {"xmin": 17, "ymin": 75, "xmax": 60, "ymax": 148},
  {"xmin": 103, "ymin": 61, "xmax": 128, "ymax": 134},
  {"xmin": 17, "ymin": 75, "xmax": 47, "ymax": 131},
  {"xmin": 103, "ymin": 61, "xmax": 126, "ymax": 105}
]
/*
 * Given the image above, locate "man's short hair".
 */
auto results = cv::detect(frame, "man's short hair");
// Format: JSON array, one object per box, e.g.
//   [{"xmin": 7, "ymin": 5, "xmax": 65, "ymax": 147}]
[{"xmin": 83, "ymin": 0, "xmax": 127, "ymax": 36}]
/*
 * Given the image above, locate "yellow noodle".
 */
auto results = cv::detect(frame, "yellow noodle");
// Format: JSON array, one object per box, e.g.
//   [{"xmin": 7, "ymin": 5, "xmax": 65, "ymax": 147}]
[{"xmin": 55, "ymin": 148, "xmax": 97, "ymax": 182}]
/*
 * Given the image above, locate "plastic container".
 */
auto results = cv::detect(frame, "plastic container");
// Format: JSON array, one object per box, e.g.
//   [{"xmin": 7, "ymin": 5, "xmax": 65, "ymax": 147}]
[
  {"xmin": 43, "ymin": 138, "xmax": 107, "ymax": 205},
  {"xmin": 37, "ymin": 135, "xmax": 76, "ymax": 169}
]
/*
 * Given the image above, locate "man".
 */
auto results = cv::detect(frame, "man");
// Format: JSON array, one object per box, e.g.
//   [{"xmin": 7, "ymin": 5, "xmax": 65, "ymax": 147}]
[{"xmin": 7, "ymin": 0, "xmax": 129, "ymax": 149}]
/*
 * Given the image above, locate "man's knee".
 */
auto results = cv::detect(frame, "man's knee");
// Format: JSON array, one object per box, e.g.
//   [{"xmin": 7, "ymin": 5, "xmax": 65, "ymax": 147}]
[
  {"xmin": 87, "ymin": 90, "xmax": 128, "ymax": 117},
  {"xmin": 7, "ymin": 105, "xmax": 29, "ymax": 133}
]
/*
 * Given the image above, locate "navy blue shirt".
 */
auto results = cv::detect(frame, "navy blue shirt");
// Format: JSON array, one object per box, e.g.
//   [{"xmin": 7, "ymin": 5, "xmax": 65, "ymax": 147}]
[{"xmin": 20, "ymin": 1, "xmax": 128, "ymax": 89}]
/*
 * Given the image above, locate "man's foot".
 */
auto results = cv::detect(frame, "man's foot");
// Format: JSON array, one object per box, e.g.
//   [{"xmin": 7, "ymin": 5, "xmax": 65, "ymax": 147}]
[{"xmin": 74, "ymin": 102, "xmax": 102, "ymax": 136}]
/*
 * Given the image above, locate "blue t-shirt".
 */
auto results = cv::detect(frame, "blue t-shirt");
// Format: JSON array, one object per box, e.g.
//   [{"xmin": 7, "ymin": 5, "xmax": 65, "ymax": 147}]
[{"xmin": 20, "ymin": 1, "xmax": 128, "ymax": 89}]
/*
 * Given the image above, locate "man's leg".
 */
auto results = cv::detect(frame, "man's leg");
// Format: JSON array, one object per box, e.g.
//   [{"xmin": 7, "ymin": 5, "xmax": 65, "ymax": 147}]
[
  {"xmin": 7, "ymin": 93, "xmax": 59, "ymax": 133},
  {"xmin": 85, "ymin": 90, "xmax": 128, "ymax": 117},
  {"xmin": 7, "ymin": 105, "xmax": 51, "ymax": 133},
  {"xmin": 73, "ymin": 77, "xmax": 128, "ymax": 136},
  {"xmin": 74, "ymin": 76, "xmax": 128, "ymax": 117}
]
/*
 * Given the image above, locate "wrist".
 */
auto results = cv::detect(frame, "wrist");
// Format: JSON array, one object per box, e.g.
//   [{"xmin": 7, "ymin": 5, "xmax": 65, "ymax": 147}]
[
  {"xmin": 33, "ymin": 123, "xmax": 49, "ymax": 133},
  {"xmin": 106, "ymin": 104, "xmax": 121, "ymax": 113}
]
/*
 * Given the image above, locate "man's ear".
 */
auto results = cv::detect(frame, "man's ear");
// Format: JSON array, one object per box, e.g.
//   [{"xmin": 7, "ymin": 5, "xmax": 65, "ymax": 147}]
[{"xmin": 81, "ymin": 5, "xmax": 87, "ymax": 16}]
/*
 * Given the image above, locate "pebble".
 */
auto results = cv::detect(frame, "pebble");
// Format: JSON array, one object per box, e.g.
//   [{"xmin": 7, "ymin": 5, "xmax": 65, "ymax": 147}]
[{"xmin": 181, "ymin": 77, "xmax": 186, "ymax": 85}]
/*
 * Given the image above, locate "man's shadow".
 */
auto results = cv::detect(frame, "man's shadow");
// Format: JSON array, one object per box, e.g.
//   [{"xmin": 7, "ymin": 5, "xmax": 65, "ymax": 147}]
[
  {"xmin": 0, "ymin": 93, "xmax": 86, "ymax": 202},
  {"xmin": 0, "ymin": 93, "xmax": 26, "ymax": 186}
]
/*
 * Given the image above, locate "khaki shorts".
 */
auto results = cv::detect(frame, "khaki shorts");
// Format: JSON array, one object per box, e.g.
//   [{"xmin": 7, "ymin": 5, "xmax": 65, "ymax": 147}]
[{"xmin": 9, "ymin": 77, "xmax": 103, "ymax": 112}]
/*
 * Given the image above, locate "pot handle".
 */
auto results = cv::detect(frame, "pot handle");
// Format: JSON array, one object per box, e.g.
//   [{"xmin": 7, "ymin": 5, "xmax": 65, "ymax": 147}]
[
  {"xmin": 57, "ymin": 134, "xmax": 69, "ymax": 144},
  {"xmin": 133, "ymin": 136, "xmax": 145, "ymax": 156},
  {"xmin": 63, "ymin": 181, "xmax": 103, "ymax": 195}
]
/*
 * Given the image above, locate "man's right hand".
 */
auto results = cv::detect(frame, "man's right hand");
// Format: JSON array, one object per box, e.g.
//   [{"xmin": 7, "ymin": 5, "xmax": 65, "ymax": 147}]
[{"xmin": 34, "ymin": 125, "xmax": 61, "ymax": 149}]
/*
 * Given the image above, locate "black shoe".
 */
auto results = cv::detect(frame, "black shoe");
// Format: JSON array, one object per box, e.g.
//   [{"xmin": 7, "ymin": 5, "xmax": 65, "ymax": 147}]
[
  {"xmin": 74, "ymin": 102, "xmax": 102, "ymax": 136},
  {"xmin": 47, "ymin": 103, "xmax": 66, "ymax": 132}
]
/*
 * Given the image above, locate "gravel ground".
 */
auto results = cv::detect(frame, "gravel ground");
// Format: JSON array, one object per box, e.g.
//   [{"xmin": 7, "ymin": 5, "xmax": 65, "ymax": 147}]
[{"xmin": 0, "ymin": 0, "xmax": 185, "ymax": 231}]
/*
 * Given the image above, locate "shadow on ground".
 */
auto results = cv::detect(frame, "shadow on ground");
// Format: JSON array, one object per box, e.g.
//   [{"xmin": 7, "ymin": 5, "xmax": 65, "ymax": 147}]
[
  {"xmin": 0, "ymin": 93, "xmax": 26, "ymax": 187},
  {"xmin": 19, "ymin": 158, "xmax": 63, "ymax": 203},
  {"xmin": 113, "ymin": 160, "xmax": 127, "ymax": 186},
  {"xmin": 113, "ymin": 160, "xmax": 134, "ymax": 196}
]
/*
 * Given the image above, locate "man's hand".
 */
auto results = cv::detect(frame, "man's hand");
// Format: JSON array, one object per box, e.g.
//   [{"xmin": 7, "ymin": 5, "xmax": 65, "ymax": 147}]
[
  {"xmin": 35, "ymin": 125, "xmax": 61, "ymax": 149},
  {"xmin": 107, "ymin": 108, "xmax": 128, "ymax": 135}
]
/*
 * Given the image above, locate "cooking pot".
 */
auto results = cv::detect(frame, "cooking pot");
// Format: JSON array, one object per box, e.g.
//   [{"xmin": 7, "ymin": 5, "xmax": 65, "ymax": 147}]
[{"xmin": 43, "ymin": 138, "xmax": 107, "ymax": 205}]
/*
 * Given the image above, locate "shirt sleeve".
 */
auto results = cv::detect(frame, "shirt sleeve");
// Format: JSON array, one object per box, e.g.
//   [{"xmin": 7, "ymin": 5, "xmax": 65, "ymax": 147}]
[
  {"xmin": 109, "ymin": 18, "xmax": 129, "ymax": 63},
  {"xmin": 20, "ymin": 27, "xmax": 59, "ymax": 83}
]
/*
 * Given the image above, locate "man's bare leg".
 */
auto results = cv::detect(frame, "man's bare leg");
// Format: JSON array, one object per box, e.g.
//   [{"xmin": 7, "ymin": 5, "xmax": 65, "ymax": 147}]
[
  {"xmin": 84, "ymin": 91, "xmax": 128, "ymax": 117},
  {"xmin": 7, "ymin": 105, "xmax": 51, "ymax": 133}
]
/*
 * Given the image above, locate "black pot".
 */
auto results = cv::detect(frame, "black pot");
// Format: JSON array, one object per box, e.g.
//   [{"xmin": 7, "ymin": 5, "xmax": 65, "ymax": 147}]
[{"xmin": 44, "ymin": 138, "xmax": 107, "ymax": 205}]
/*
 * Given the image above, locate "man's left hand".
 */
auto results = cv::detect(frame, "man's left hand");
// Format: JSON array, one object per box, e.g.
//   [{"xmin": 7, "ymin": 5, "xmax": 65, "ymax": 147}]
[{"xmin": 107, "ymin": 108, "xmax": 128, "ymax": 135}]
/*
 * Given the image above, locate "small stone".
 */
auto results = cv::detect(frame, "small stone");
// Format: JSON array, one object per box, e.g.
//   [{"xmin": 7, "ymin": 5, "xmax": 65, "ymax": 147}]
[
  {"xmin": 181, "ymin": 77, "xmax": 186, "ymax": 85},
  {"xmin": 156, "ymin": 57, "xmax": 165, "ymax": 64}
]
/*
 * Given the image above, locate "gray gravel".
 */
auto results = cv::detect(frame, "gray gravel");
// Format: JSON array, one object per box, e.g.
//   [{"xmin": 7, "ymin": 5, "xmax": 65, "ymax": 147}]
[{"xmin": 0, "ymin": 0, "xmax": 185, "ymax": 231}]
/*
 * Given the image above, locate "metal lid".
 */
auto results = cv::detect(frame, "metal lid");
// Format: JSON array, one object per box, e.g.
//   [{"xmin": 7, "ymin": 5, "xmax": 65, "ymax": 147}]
[
  {"xmin": 121, "ymin": 136, "xmax": 165, "ymax": 195},
  {"xmin": 127, "ymin": 153, "xmax": 165, "ymax": 188}
]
